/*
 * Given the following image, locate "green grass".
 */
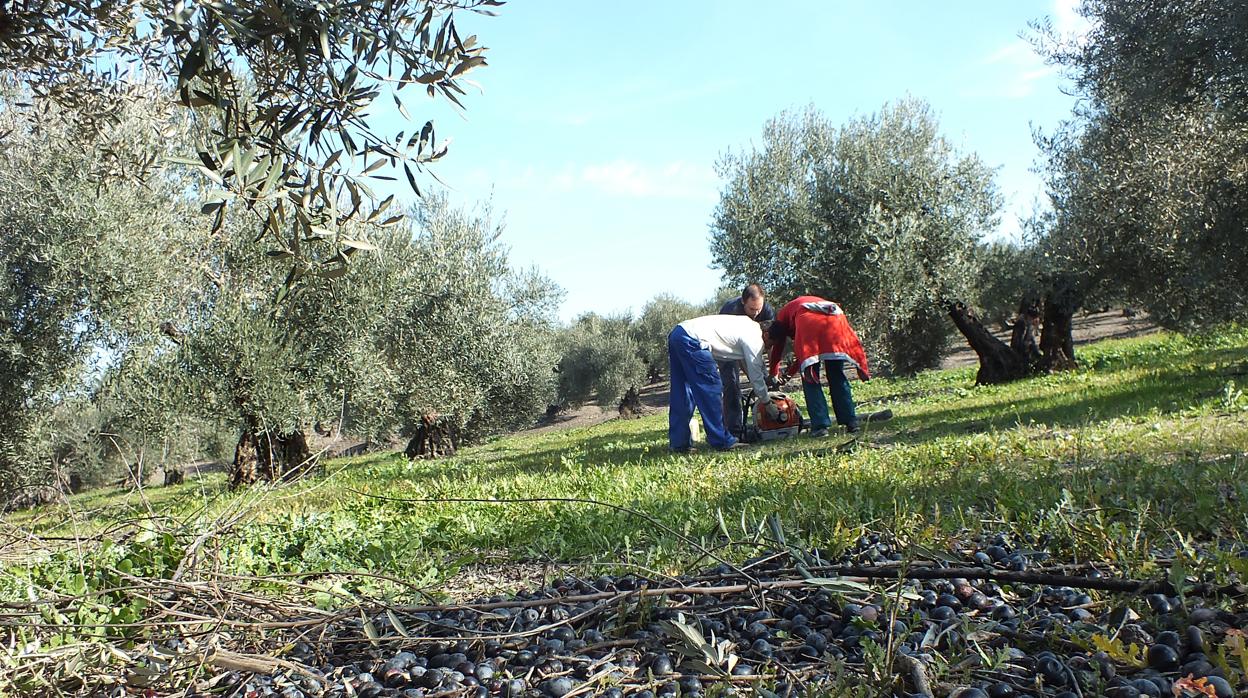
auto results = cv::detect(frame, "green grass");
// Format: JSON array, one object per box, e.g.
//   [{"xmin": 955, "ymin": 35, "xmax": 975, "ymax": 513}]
[{"xmin": 7, "ymin": 326, "xmax": 1248, "ymax": 600}]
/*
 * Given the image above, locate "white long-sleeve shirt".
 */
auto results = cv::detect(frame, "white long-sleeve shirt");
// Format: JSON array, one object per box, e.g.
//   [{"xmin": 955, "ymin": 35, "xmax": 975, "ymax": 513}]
[{"xmin": 677, "ymin": 314, "xmax": 771, "ymax": 403}]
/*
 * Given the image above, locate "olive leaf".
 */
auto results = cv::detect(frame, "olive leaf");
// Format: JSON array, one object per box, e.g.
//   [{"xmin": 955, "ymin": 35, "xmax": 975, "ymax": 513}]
[{"xmin": 659, "ymin": 613, "xmax": 738, "ymax": 677}]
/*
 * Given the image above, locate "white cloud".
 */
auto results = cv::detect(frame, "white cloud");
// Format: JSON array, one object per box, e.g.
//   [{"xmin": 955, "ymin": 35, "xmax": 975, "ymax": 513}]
[
  {"xmin": 1052, "ymin": 0, "xmax": 1093, "ymax": 38},
  {"xmin": 976, "ymin": 38, "xmax": 1055, "ymax": 99},
  {"xmin": 966, "ymin": 0, "xmax": 1095, "ymax": 100},
  {"xmin": 579, "ymin": 160, "xmax": 718, "ymax": 202}
]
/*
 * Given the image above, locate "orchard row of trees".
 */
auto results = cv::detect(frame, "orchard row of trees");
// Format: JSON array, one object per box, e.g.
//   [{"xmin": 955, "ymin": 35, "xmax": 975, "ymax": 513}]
[
  {"xmin": 0, "ymin": 93, "xmax": 563, "ymax": 504},
  {"xmin": 710, "ymin": 0, "xmax": 1248, "ymax": 384}
]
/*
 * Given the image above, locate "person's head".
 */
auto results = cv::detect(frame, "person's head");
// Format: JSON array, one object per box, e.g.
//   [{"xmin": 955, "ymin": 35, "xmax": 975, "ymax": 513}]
[{"xmin": 741, "ymin": 283, "xmax": 766, "ymax": 319}]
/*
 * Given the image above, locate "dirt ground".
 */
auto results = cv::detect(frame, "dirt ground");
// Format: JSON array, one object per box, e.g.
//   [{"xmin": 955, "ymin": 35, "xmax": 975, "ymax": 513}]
[
  {"xmin": 939, "ymin": 308, "xmax": 1157, "ymax": 369},
  {"xmin": 522, "ymin": 309, "xmax": 1159, "ymax": 436}
]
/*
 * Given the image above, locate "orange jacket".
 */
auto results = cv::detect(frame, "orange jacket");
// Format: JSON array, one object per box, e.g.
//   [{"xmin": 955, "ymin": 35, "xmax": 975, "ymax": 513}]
[{"xmin": 768, "ymin": 296, "xmax": 870, "ymax": 381}]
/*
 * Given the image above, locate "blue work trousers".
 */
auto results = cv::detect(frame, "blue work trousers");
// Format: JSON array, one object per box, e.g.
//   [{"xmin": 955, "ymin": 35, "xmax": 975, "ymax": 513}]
[
  {"xmin": 668, "ymin": 327, "xmax": 737, "ymax": 450},
  {"xmin": 801, "ymin": 360, "xmax": 858, "ymax": 429}
]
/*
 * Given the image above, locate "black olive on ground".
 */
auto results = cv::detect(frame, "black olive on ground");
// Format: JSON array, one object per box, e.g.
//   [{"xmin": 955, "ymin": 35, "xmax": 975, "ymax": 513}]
[
  {"xmin": 991, "ymin": 604, "xmax": 1016, "ymax": 620},
  {"xmin": 1189, "ymin": 607, "xmax": 1217, "ymax": 623},
  {"xmin": 1155, "ymin": 630, "xmax": 1181, "ymax": 648},
  {"xmin": 1185, "ymin": 626, "xmax": 1205, "ymax": 654},
  {"xmin": 1146, "ymin": 643, "xmax": 1180, "ymax": 671},
  {"xmin": 650, "ymin": 654, "xmax": 674, "ymax": 675},
  {"xmin": 987, "ymin": 682, "xmax": 1015, "ymax": 698},
  {"xmin": 937, "ymin": 593, "xmax": 962, "ymax": 610},
  {"xmin": 1144, "ymin": 594, "xmax": 1171, "ymax": 614},
  {"xmin": 1104, "ymin": 685, "xmax": 1140, "ymax": 698},
  {"xmin": 1204, "ymin": 676, "xmax": 1233, "ymax": 698},
  {"xmin": 678, "ymin": 676, "xmax": 702, "ymax": 694},
  {"xmin": 1037, "ymin": 656, "xmax": 1067, "ymax": 685},
  {"xmin": 1182, "ymin": 659, "xmax": 1215, "ymax": 677},
  {"xmin": 355, "ymin": 682, "xmax": 384, "ymax": 698},
  {"xmin": 541, "ymin": 678, "xmax": 574, "ymax": 697},
  {"xmin": 950, "ymin": 688, "xmax": 988, "ymax": 698}
]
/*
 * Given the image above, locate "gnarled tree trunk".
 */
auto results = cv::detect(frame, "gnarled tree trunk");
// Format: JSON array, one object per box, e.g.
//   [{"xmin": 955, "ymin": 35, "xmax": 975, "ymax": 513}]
[
  {"xmin": 1040, "ymin": 286, "xmax": 1079, "ymax": 371},
  {"xmin": 947, "ymin": 302, "xmax": 1032, "ymax": 384},
  {"xmin": 405, "ymin": 413, "xmax": 459, "ymax": 459},
  {"xmin": 948, "ymin": 288, "xmax": 1081, "ymax": 386},
  {"xmin": 230, "ymin": 418, "xmax": 313, "ymax": 489},
  {"xmin": 618, "ymin": 386, "xmax": 644, "ymax": 418},
  {"xmin": 1009, "ymin": 298, "xmax": 1043, "ymax": 370}
]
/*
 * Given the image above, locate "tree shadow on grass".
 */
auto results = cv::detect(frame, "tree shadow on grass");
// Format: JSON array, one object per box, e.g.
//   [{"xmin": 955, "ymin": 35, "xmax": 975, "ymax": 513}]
[{"xmin": 849, "ymin": 343, "xmax": 1247, "ymax": 447}]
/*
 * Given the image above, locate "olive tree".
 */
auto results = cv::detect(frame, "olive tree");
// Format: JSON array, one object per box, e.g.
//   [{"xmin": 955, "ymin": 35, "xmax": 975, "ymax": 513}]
[
  {"xmin": 1034, "ymin": 0, "xmax": 1248, "ymax": 330},
  {"xmin": 556, "ymin": 314, "xmax": 645, "ymax": 409},
  {"xmin": 945, "ymin": 0, "xmax": 1248, "ymax": 385},
  {"xmin": 1, "ymin": 0, "xmax": 503, "ymax": 280},
  {"xmin": 126, "ymin": 192, "xmax": 561, "ymax": 485},
  {"xmin": 355, "ymin": 198, "xmax": 563, "ymax": 451},
  {"xmin": 630, "ymin": 294, "xmax": 704, "ymax": 382},
  {"xmin": 0, "ymin": 95, "xmax": 203, "ymax": 504},
  {"xmin": 711, "ymin": 99, "xmax": 1000, "ymax": 375}
]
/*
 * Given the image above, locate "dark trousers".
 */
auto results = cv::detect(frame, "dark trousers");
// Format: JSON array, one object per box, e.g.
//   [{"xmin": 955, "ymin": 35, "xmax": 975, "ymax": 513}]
[
  {"xmin": 718, "ymin": 361, "xmax": 745, "ymax": 437},
  {"xmin": 668, "ymin": 327, "xmax": 736, "ymax": 450},
  {"xmin": 801, "ymin": 360, "xmax": 858, "ymax": 429}
]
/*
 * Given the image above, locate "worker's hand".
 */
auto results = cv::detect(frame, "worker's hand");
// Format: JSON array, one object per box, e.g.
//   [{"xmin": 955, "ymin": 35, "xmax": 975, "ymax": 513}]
[{"xmin": 763, "ymin": 400, "xmax": 781, "ymax": 422}]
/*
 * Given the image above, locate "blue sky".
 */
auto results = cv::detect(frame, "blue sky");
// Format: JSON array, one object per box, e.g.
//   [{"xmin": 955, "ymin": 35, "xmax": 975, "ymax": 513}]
[{"xmin": 390, "ymin": 1, "xmax": 1087, "ymax": 322}]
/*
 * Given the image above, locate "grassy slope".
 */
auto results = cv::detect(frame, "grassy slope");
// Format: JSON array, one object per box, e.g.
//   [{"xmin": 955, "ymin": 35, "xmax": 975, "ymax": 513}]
[{"xmin": 8, "ymin": 327, "xmax": 1248, "ymax": 597}]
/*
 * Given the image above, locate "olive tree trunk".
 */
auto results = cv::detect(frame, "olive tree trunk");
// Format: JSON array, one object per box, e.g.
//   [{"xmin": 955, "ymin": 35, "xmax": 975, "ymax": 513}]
[
  {"xmin": 947, "ymin": 302, "xmax": 1032, "ymax": 384},
  {"xmin": 947, "ymin": 292, "xmax": 1078, "ymax": 386},
  {"xmin": 229, "ymin": 418, "xmax": 313, "ymax": 489},
  {"xmin": 618, "ymin": 386, "xmax": 644, "ymax": 418},
  {"xmin": 405, "ymin": 414, "xmax": 459, "ymax": 459}
]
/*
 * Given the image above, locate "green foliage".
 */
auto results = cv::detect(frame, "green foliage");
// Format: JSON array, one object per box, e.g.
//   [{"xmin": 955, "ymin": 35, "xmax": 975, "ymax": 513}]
[
  {"xmin": 359, "ymin": 198, "xmax": 563, "ymax": 441},
  {"xmin": 1034, "ymin": 0, "xmax": 1248, "ymax": 330},
  {"xmin": 972, "ymin": 241, "xmax": 1044, "ymax": 329},
  {"xmin": 557, "ymin": 313, "xmax": 646, "ymax": 407},
  {"xmin": 0, "ymin": 95, "xmax": 203, "ymax": 501},
  {"xmin": 6, "ymin": 527, "xmax": 184, "ymax": 646},
  {"xmin": 631, "ymin": 294, "xmax": 704, "ymax": 382},
  {"xmin": 120, "ymin": 193, "xmax": 563, "ymax": 476},
  {"xmin": 0, "ymin": 0, "xmax": 504, "ymax": 278},
  {"xmin": 711, "ymin": 99, "xmax": 1000, "ymax": 374}
]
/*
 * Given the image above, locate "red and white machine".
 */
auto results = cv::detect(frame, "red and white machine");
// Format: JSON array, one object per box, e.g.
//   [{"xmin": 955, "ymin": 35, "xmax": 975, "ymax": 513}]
[{"xmin": 744, "ymin": 390, "xmax": 805, "ymax": 442}]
